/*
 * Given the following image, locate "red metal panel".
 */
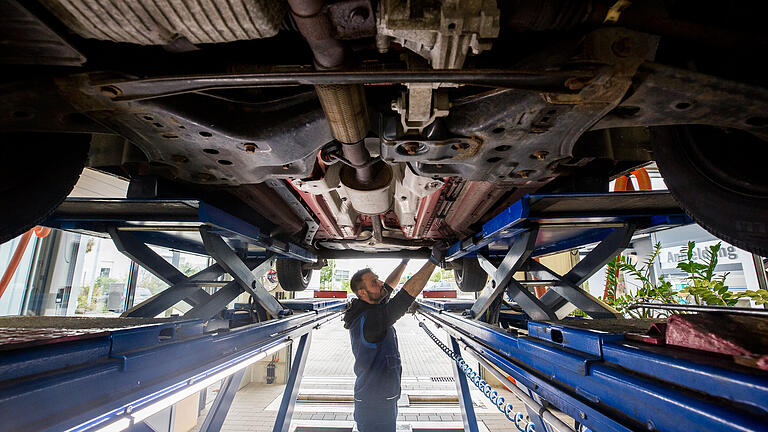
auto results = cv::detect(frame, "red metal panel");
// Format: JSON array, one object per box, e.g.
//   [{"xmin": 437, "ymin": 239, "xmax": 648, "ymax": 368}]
[
  {"xmin": 423, "ymin": 290, "xmax": 457, "ymax": 298},
  {"xmin": 287, "ymin": 182, "xmax": 344, "ymax": 238},
  {"xmin": 314, "ymin": 290, "xmax": 348, "ymax": 298},
  {"xmin": 411, "ymin": 188, "xmax": 443, "ymax": 238}
]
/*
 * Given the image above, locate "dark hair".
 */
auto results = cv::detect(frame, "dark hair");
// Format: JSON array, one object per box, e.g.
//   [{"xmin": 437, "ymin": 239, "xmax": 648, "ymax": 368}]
[{"xmin": 350, "ymin": 268, "xmax": 374, "ymax": 293}]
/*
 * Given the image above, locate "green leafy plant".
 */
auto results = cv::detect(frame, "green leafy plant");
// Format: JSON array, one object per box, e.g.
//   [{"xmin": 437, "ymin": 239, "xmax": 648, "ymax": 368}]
[
  {"xmin": 605, "ymin": 243, "xmax": 677, "ymax": 318},
  {"xmin": 602, "ymin": 241, "xmax": 768, "ymax": 318},
  {"xmin": 677, "ymin": 241, "xmax": 768, "ymax": 306}
]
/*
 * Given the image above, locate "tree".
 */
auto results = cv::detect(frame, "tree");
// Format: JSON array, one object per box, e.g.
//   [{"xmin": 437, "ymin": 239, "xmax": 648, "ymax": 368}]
[
  {"xmin": 319, "ymin": 259, "xmax": 335, "ymax": 290},
  {"xmin": 429, "ymin": 267, "xmax": 453, "ymax": 282}
]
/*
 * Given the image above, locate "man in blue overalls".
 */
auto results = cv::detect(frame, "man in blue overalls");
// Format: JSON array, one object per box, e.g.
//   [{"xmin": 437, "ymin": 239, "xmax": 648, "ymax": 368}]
[{"xmin": 343, "ymin": 242, "xmax": 448, "ymax": 432}]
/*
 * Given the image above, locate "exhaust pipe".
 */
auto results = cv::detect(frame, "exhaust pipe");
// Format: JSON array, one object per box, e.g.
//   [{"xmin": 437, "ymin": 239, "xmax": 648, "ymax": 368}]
[
  {"xmin": 288, "ymin": 0, "xmax": 392, "ymax": 239},
  {"xmin": 287, "ymin": 0, "xmax": 371, "ymax": 171}
]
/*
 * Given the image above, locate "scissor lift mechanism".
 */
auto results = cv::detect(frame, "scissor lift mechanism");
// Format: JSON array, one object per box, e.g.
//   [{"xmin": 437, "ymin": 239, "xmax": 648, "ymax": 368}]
[
  {"xmin": 0, "ymin": 192, "xmax": 766, "ymax": 432},
  {"xmin": 0, "ymin": 199, "xmax": 343, "ymax": 432},
  {"xmin": 418, "ymin": 191, "xmax": 768, "ymax": 432}
]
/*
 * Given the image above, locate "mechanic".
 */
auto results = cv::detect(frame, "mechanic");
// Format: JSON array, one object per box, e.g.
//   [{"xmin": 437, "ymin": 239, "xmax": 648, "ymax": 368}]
[{"xmin": 343, "ymin": 242, "xmax": 448, "ymax": 432}]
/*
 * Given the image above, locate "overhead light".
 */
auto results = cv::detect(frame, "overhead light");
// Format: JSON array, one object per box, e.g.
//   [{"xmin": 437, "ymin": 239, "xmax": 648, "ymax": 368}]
[{"xmin": 70, "ymin": 340, "xmax": 290, "ymax": 432}]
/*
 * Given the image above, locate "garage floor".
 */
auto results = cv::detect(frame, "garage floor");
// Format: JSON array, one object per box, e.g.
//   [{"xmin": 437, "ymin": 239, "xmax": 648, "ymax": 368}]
[{"xmin": 193, "ymin": 315, "xmax": 539, "ymax": 431}]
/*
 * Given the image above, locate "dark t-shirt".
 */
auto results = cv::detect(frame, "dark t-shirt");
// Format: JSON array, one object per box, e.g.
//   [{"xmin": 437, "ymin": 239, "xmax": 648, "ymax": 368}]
[
  {"xmin": 343, "ymin": 283, "xmax": 416, "ymax": 404},
  {"xmin": 343, "ymin": 283, "xmax": 415, "ymax": 342},
  {"xmin": 362, "ymin": 284, "xmax": 415, "ymax": 343}
]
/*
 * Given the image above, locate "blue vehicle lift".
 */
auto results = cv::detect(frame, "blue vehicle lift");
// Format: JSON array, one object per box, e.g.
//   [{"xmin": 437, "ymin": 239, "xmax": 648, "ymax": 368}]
[
  {"xmin": 1, "ymin": 191, "xmax": 767, "ymax": 432},
  {"xmin": 0, "ymin": 198, "xmax": 344, "ymax": 432},
  {"xmin": 417, "ymin": 191, "xmax": 768, "ymax": 432}
]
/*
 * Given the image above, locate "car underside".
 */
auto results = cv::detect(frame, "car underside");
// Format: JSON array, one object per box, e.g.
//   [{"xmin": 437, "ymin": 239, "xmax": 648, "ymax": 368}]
[{"xmin": 1, "ymin": 0, "xmax": 767, "ymax": 290}]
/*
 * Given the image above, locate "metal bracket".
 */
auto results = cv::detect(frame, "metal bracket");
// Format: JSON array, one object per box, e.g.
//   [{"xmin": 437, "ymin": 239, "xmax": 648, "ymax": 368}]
[{"xmin": 200, "ymin": 227, "xmax": 287, "ymax": 318}]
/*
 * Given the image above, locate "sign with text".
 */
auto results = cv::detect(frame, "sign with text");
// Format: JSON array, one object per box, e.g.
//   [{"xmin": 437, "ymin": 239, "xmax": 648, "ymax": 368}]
[{"xmin": 659, "ymin": 240, "xmax": 745, "ymax": 270}]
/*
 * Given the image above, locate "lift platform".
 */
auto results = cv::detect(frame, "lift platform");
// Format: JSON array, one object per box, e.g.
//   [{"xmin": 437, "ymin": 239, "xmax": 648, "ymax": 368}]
[
  {"xmin": 417, "ymin": 191, "xmax": 768, "ymax": 432},
  {"xmin": 0, "ymin": 198, "xmax": 342, "ymax": 432},
  {"xmin": 1, "ymin": 191, "xmax": 766, "ymax": 432}
]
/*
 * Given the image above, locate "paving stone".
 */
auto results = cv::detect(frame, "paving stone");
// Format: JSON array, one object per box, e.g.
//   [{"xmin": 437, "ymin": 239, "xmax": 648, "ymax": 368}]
[{"xmin": 190, "ymin": 314, "xmax": 532, "ymax": 432}]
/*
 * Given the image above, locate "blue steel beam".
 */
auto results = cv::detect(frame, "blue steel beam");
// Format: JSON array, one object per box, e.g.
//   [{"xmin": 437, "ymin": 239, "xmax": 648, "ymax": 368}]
[
  {"xmin": 45, "ymin": 198, "xmax": 316, "ymax": 263},
  {"xmin": 0, "ymin": 303, "xmax": 345, "ymax": 432},
  {"xmin": 418, "ymin": 303, "xmax": 768, "ymax": 432},
  {"xmin": 272, "ymin": 332, "xmax": 312, "ymax": 432},
  {"xmin": 450, "ymin": 336, "xmax": 479, "ymax": 432},
  {"xmin": 446, "ymin": 192, "xmax": 690, "ymax": 262},
  {"xmin": 200, "ymin": 228, "xmax": 287, "ymax": 318},
  {"xmin": 199, "ymin": 368, "xmax": 247, "ymax": 432}
]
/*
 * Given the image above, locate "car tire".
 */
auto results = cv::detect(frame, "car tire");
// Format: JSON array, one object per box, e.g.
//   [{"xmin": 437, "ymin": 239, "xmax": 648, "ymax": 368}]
[
  {"xmin": 0, "ymin": 133, "xmax": 90, "ymax": 245},
  {"xmin": 454, "ymin": 258, "xmax": 488, "ymax": 292},
  {"xmin": 276, "ymin": 258, "xmax": 312, "ymax": 291},
  {"xmin": 651, "ymin": 126, "xmax": 768, "ymax": 256}
]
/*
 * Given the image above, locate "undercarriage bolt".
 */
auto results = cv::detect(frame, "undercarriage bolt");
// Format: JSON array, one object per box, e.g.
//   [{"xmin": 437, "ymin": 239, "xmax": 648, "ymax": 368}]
[
  {"xmin": 194, "ymin": 172, "xmax": 214, "ymax": 182},
  {"xmin": 100, "ymin": 85, "xmax": 121, "ymax": 97},
  {"xmin": 244, "ymin": 143, "xmax": 258, "ymax": 153},
  {"xmin": 612, "ymin": 37, "xmax": 634, "ymax": 57},
  {"xmin": 564, "ymin": 77, "xmax": 587, "ymax": 90}
]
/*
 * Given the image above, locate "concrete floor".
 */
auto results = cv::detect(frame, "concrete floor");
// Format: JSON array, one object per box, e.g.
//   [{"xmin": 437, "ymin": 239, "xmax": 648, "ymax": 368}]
[{"xmin": 194, "ymin": 314, "xmax": 544, "ymax": 432}]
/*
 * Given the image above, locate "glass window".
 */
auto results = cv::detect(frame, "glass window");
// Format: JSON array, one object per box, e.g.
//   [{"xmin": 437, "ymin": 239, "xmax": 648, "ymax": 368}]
[
  {"xmin": 133, "ymin": 246, "xmax": 212, "ymax": 316},
  {"xmin": 0, "ymin": 234, "xmax": 38, "ymax": 316}
]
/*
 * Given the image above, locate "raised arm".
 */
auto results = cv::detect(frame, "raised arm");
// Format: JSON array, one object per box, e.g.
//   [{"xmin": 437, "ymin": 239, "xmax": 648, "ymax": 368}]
[
  {"xmin": 385, "ymin": 259, "xmax": 409, "ymax": 288},
  {"xmin": 400, "ymin": 260, "xmax": 435, "ymax": 298},
  {"xmin": 401, "ymin": 241, "xmax": 448, "ymax": 298},
  {"xmin": 362, "ymin": 243, "xmax": 449, "ymax": 343}
]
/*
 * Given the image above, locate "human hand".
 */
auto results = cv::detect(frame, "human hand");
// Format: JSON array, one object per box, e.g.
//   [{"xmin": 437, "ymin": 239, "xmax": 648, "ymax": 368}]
[{"xmin": 429, "ymin": 240, "xmax": 449, "ymax": 265}]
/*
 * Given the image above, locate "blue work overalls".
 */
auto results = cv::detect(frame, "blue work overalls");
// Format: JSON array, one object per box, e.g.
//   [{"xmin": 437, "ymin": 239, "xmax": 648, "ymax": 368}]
[{"xmin": 348, "ymin": 309, "xmax": 402, "ymax": 432}]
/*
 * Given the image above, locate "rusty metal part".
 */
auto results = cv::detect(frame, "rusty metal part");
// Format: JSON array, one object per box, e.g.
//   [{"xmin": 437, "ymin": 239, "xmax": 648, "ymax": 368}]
[
  {"xmin": 326, "ymin": 0, "xmax": 376, "ymax": 40},
  {"xmin": 591, "ymin": 62, "xmax": 768, "ymax": 141},
  {"xmin": 287, "ymin": 0, "xmax": 345, "ymax": 69},
  {"xmin": 97, "ymin": 69, "xmax": 590, "ymax": 102},
  {"xmin": 340, "ymin": 140, "xmax": 373, "ymax": 182},
  {"xmin": 315, "ymin": 84, "xmax": 370, "ymax": 144},
  {"xmin": 444, "ymin": 181, "xmax": 514, "ymax": 238},
  {"xmin": 370, "ymin": 215, "xmax": 383, "ymax": 243}
]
